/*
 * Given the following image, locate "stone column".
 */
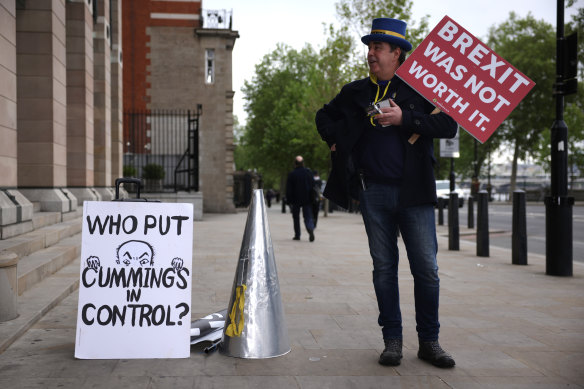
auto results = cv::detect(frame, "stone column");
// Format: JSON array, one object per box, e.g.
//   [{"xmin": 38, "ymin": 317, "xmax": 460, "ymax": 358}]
[
  {"xmin": 66, "ymin": 0, "xmax": 98, "ymax": 205},
  {"xmin": 0, "ymin": 1, "xmax": 34, "ymax": 239},
  {"xmin": 93, "ymin": 0, "xmax": 113, "ymax": 200},
  {"xmin": 193, "ymin": 29, "xmax": 238, "ymax": 213},
  {"xmin": 0, "ymin": 251, "xmax": 19, "ymax": 321},
  {"xmin": 16, "ymin": 0, "xmax": 76, "ymax": 213},
  {"xmin": 110, "ymin": 0, "xmax": 123, "ymax": 182},
  {"xmin": 0, "ymin": 0, "xmax": 17, "ymax": 189}
]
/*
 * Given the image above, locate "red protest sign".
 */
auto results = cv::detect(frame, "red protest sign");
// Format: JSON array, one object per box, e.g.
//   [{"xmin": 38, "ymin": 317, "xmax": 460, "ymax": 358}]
[{"xmin": 396, "ymin": 16, "xmax": 535, "ymax": 143}]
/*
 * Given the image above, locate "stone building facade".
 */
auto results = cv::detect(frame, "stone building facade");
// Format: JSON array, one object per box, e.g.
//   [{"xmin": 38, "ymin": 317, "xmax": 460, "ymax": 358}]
[
  {"xmin": 0, "ymin": 0, "xmax": 238, "ymax": 238},
  {"xmin": 123, "ymin": 1, "xmax": 238, "ymax": 213},
  {"xmin": 0, "ymin": 0, "xmax": 123, "ymax": 239}
]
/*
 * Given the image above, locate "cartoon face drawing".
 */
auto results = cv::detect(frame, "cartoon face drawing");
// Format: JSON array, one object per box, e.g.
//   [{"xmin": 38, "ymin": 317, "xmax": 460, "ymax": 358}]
[{"xmin": 116, "ymin": 240, "xmax": 154, "ymax": 267}]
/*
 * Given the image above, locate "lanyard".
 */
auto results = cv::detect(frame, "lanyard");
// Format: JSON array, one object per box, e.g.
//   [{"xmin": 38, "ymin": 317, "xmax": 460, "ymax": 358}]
[
  {"xmin": 370, "ymin": 75, "xmax": 391, "ymax": 126},
  {"xmin": 371, "ymin": 74, "xmax": 391, "ymax": 104}
]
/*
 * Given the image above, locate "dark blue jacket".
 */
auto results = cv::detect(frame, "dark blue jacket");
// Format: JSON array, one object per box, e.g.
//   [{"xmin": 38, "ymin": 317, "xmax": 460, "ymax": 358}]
[
  {"xmin": 315, "ymin": 76, "xmax": 457, "ymax": 209},
  {"xmin": 286, "ymin": 166, "xmax": 314, "ymax": 206}
]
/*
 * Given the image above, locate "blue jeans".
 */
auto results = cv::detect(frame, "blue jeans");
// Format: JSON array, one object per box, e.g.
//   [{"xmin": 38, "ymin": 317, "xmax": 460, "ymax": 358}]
[
  {"xmin": 291, "ymin": 204, "xmax": 315, "ymax": 238},
  {"xmin": 359, "ymin": 183, "xmax": 440, "ymax": 341}
]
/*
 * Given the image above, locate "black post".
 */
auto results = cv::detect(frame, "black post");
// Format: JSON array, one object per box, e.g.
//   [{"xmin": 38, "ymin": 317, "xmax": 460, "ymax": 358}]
[
  {"xmin": 512, "ymin": 190, "xmax": 528, "ymax": 265},
  {"xmin": 477, "ymin": 190, "xmax": 489, "ymax": 257},
  {"xmin": 545, "ymin": 0, "xmax": 573, "ymax": 276},
  {"xmin": 471, "ymin": 139, "xmax": 479, "ymax": 197},
  {"xmin": 449, "ymin": 158, "xmax": 455, "ymax": 192},
  {"xmin": 467, "ymin": 196, "xmax": 474, "ymax": 229},
  {"xmin": 487, "ymin": 146, "xmax": 492, "ymax": 200},
  {"xmin": 281, "ymin": 197, "xmax": 286, "ymax": 213},
  {"xmin": 448, "ymin": 192, "xmax": 459, "ymax": 250},
  {"xmin": 438, "ymin": 198, "xmax": 444, "ymax": 225},
  {"xmin": 546, "ymin": 197, "xmax": 573, "ymax": 274}
]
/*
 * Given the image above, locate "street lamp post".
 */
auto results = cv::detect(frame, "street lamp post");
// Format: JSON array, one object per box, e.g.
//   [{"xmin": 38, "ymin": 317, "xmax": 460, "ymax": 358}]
[{"xmin": 545, "ymin": 0, "xmax": 574, "ymax": 276}]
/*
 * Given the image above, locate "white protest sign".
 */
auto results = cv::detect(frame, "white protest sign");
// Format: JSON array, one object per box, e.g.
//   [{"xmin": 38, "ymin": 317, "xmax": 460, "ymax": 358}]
[{"xmin": 75, "ymin": 201, "xmax": 193, "ymax": 359}]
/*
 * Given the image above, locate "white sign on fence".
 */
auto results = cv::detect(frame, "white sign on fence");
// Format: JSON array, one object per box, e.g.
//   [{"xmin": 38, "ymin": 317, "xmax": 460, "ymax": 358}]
[
  {"xmin": 75, "ymin": 201, "xmax": 193, "ymax": 359},
  {"xmin": 440, "ymin": 129, "xmax": 460, "ymax": 158}
]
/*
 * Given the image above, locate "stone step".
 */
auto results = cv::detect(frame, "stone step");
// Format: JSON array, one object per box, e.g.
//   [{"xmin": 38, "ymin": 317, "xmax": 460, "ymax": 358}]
[
  {"xmin": 0, "ymin": 256, "xmax": 80, "ymax": 354},
  {"xmin": 0, "ymin": 210, "xmax": 84, "ymax": 354},
  {"xmin": 31, "ymin": 211, "xmax": 62, "ymax": 230},
  {"xmin": 0, "ymin": 216, "xmax": 82, "ymax": 260},
  {"xmin": 17, "ymin": 234, "xmax": 82, "ymax": 295},
  {"xmin": 31, "ymin": 201, "xmax": 41, "ymax": 212}
]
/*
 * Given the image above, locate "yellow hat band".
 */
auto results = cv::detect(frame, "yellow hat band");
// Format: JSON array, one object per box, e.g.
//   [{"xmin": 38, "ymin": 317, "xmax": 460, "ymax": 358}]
[{"xmin": 371, "ymin": 29, "xmax": 406, "ymax": 40}]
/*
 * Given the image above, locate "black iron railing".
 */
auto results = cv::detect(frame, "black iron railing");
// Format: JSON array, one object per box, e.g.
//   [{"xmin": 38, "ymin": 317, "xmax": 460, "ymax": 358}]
[
  {"xmin": 174, "ymin": 105, "xmax": 202, "ymax": 192},
  {"xmin": 123, "ymin": 108, "xmax": 201, "ymax": 192}
]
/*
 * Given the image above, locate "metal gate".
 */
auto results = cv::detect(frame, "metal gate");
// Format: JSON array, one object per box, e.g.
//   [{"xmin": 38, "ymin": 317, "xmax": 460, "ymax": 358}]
[{"xmin": 123, "ymin": 106, "xmax": 201, "ymax": 192}]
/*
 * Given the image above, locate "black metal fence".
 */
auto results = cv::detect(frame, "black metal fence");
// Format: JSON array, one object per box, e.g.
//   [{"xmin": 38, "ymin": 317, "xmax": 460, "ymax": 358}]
[
  {"xmin": 233, "ymin": 171, "xmax": 262, "ymax": 207},
  {"xmin": 123, "ymin": 108, "xmax": 201, "ymax": 192}
]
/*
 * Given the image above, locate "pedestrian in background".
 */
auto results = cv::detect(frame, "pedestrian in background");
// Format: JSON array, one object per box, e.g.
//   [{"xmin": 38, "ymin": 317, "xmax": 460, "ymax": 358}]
[
  {"xmin": 266, "ymin": 188, "xmax": 275, "ymax": 208},
  {"xmin": 286, "ymin": 156, "xmax": 315, "ymax": 242},
  {"xmin": 311, "ymin": 170, "xmax": 322, "ymax": 228},
  {"xmin": 315, "ymin": 18, "xmax": 457, "ymax": 368}
]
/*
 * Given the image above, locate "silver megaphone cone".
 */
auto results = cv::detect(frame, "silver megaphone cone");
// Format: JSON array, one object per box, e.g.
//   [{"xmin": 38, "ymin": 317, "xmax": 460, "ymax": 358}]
[{"xmin": 219, "ymin": 189, "xmax": 290, "ymax": 358}]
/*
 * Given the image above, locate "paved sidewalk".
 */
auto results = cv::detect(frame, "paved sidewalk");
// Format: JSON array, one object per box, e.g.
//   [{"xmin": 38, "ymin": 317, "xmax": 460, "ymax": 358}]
[{"xmin": 0, "ymin": 204, "xmax": 583, "ymax": 388}]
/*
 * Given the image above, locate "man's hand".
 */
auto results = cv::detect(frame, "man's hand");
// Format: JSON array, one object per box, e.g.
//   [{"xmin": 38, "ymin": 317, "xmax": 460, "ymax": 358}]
[
  {"xmin": 376, "ymin": 99, "xmax": 402, "ymax": 127},
  {"xmin": 331, "ymin": 144, "xmax": 336, "ymax": 151}
]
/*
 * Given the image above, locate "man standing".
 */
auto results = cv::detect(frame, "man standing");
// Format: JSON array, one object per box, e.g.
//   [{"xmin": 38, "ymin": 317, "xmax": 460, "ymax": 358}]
[
  {"xmin": 315, "ymin": 18, "xmax": 456, "ymax": 368},
  {"xmin": 286, "ymin": 156, "xmax": 315, "ymax": 242}
]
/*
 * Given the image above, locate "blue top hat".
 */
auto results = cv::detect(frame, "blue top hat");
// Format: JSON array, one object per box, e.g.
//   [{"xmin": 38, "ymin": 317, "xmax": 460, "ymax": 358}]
[{"xmin": 361, "ymin": 18, "xmax": 412, "ymax": 52}]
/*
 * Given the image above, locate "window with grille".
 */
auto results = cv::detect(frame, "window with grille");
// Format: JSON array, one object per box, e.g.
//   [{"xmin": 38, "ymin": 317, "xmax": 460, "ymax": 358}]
[{"xmin": 205, "ymin": 49, "xmax": 215, "ymax": 84}]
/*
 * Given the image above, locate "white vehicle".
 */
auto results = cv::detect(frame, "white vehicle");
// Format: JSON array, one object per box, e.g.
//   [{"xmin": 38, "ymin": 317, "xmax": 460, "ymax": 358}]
[{"xmin": 435, "ymin": 180, "xmax": 466, "ymax": 208}]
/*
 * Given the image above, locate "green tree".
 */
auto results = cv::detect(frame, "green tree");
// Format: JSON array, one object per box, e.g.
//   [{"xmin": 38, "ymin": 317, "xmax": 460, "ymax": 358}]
[
  {"xmin": 334, "ymin": 0, "xmax": 429, "ymax": 76},
  {"xmin": 565, "ymin": 94, "xmax": 584, "ymax": 184},
  {"xmin": 238, "ymin": 44, "xmax": 333, "ymax": 189},
  {"xmin": 335, "ymin": 0, "xmax": 429, "ymax": 47},
  {"xmin": 432, "ymin": 129, "xmax": 501, "ymax": 188},
  {"xmin": 237, "ymin": 0, "xmax": 430, "ymax": 189},
  {"xmin": 233, "ymin": 115, "xmax": 252, "ymax": 172},
  {"xmin": 336, "ymin": 0, "xmax": 499, "ymax": 186},
  {"xmin": 520, "ymin": 6, "xmax": 584, "ymax": 187},
  {"xmin": 486, "ymin": 12, "xmax": 556, "ymax": 192}
]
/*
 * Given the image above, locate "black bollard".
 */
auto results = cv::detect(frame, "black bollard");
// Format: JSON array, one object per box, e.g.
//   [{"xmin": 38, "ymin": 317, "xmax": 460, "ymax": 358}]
[
  {"xmin": 467, "ymin": 196, "xmax": 474, "ymax": 229},
  {"xmin": 438, "ymin": 198, "xmax": 445, "ymax": 225},
  {"xmin": 448, "ymin": 192, "xmax": 459, "ymax": 250},
  {"xmin": 545, "ymin": 196, "xmax": 573, "ymax": 276},
  {"xmin": 281, "ymin": 197, "xmax": 286, "ymax": 213},
  {"xmin": 512, "ymin": 190, "xmax": 527, "ymax": 265},
  {"xmin": 476, "ymin": 190, "xmax": 489, "ymax": 257}
]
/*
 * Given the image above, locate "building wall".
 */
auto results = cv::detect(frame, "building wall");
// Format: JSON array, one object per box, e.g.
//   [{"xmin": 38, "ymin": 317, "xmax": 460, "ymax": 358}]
[
  {"xmin": 93, "ymin": 0, "xmax": 111, "ymax": 187},
  {"xmin": 0, "ymin": 0, "xmax": 121, "ymax": 207},
  {"xmin": 16, "ymin": 0, "xmax": 68, "ymax": 187},
  {"xmin": 148, "ymin": 27, "xmax": 237, "ymax": 212},
  {"xmin": 0, "ymin": 0, "xmax": 17, "ymax": 187},
  {"xmin": 124, "ymin": 0, "xmax": 238, "ymax": 213},
  {"xmin": 122, "ymin": 0, "xmax": 150, "ymax": 112},
  {"xmin": 66, "ymin": 0, "xmax": 94, "ymax": 187},
  {"xmin": 194, "ymin": 30, "xmax": 237, "ymax": 213},
  {"xmin": 110, "ymin": 0, "xmax": 123, "ymax": 181},
  {"xmin": 0, "ymin": 0, "xmax": 236, "ymax": 216}
]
